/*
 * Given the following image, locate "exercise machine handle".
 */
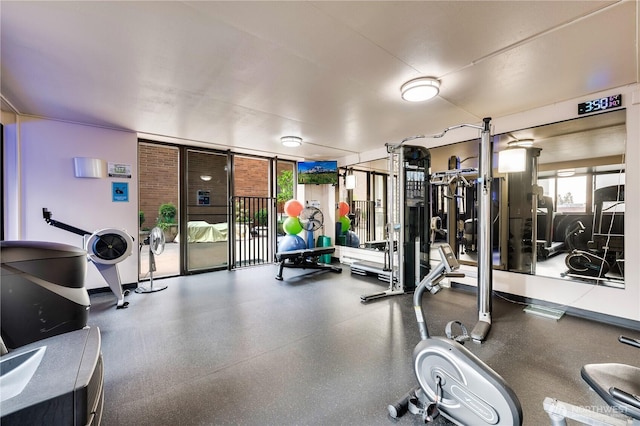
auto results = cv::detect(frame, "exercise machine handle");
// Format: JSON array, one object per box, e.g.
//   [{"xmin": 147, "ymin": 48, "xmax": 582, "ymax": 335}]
[
  {"xmin": 445, "ymin": 273, "xmax": 465, "ymax": 278},
  {"xmin": 43, "ymin": 207, "xmax": 92, "ymax": 237},
  {"xmin": 609, "ymin": 387, "xmax": 640, "ymax": 410},
  {"xmin": 619, "ymin": 335, "xmax": 640, "ymax": 349}
]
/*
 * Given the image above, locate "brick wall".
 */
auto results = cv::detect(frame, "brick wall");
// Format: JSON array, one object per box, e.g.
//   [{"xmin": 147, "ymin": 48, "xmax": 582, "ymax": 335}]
[
  {"xmin": 139, "ymin": 145, "xmax": 294, "ymax": 227},
  {"xmin": 139, "ymin": 143, "xmax": 179, "ymax": 229},
  {"xmin": 234, "ymin": 156, "xmax": 269, "ymax": 197}
]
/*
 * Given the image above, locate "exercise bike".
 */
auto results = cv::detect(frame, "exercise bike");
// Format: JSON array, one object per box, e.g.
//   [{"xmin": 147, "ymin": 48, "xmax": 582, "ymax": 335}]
[
  {"xmin": 388, "ymin": 243, "xmax": 523, "ymax": 424},
  {"xmin": 544, "ymin": 335, "xmax": 640, "ymax": 425}
]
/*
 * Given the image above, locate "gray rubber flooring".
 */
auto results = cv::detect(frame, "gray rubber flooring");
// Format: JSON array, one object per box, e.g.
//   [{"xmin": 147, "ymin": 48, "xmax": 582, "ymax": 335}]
[{"xmin": 88, "ymin": 264, "xmax": 638, "ymax": 425}]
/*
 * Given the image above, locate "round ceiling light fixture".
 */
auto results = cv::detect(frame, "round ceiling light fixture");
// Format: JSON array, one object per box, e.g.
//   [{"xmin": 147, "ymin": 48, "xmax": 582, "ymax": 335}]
[
  {"xmin": 508, "ymin": 138, "xmax": 534, "ymax": 148},
  {"xmin": 400, "ymin": 77, "xmax": 440, "ymax": 102},
  {"xmin": 281, "ymin": 136, "xmax": 302, "ymax": 147},
  {"xmin": 557, "ymin": 169, "xmax": 576, "ymax": 177}
]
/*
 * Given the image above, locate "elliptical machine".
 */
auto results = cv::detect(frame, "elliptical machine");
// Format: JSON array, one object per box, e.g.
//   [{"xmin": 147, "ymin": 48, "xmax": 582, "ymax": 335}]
[{"xmin": 388, "ymin": 243, "xmax": 523, "ymax": 425}]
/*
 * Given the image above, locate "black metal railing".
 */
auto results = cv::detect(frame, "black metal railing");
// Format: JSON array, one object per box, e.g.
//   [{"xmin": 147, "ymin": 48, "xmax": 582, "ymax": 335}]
[
  {"xmin": 350, "ymin": 200, "xmax": 375, "ymax": 245},
  {"xmin": 231, "ymin": 196, "xmax": 275, "ymax": 268}
]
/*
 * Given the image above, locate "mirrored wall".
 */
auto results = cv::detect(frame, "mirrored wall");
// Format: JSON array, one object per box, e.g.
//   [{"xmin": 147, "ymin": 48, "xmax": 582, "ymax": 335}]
[{"xmin": 340, "ymin": 109, "xmax": 626, "ymax": 289}]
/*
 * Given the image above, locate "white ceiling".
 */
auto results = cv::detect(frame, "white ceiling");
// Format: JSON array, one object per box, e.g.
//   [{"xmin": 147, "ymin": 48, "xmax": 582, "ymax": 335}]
[{"xmin": 1, "ymin": 1, "xmax": 638, "ymax": 161}]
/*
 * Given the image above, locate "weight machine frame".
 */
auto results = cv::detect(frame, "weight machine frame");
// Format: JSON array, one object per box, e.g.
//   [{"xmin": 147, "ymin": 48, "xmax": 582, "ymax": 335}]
[{"xmin": 360, "ymin": 118, "xmax": 495, "ymax": 343}]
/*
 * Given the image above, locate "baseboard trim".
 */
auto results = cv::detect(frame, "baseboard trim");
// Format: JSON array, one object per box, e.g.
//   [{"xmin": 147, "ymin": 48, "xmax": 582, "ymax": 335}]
[{"xmin": 450, "ymin": 282, "xmax": 640, "ymax": 331}]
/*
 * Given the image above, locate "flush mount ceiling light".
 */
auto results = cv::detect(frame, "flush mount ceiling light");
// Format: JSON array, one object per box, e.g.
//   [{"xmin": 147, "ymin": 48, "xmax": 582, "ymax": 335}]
[
  {"xmin": 498, "ymin": 148, "xmax": 527, "ymax": 173},
  {"xmin": 200, "ymin": 175, "xmax": 212, "ymax": 181},
  {"xmin": 281, "ymin": 136, "xmax": 302, "ymax": 147},
  {"xmin": 400, "ymin": 77, "xmax": 440, "ymax": 102},
  {"xmin": 508, "ymin": 138, "xmax": 534, "ymax": 148},
  {"xmin": 557, "ymin": 169, "xmax": 576, "ymax": 177}
]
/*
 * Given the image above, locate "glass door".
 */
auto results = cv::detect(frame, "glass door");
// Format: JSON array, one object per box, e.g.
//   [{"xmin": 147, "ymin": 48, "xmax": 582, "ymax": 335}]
[
  {"xmin": 138, "ymin": 142, "xmax": 180, "ymax": 279},
  {"xmin": 231, "ymin": 155, "xmax": 273, "ymax": 268},
  {"xmin": 185, "ymin": 150, "xmax": 229, "ymax": 271}
]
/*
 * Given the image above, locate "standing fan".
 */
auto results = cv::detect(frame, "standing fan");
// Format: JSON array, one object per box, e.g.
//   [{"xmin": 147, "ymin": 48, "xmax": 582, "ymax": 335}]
[
  {"xmin": 299, "ymin": 207, "xmax": 324, "ymax": 248},
  {"xmin": 136, "ymin": 227, "xmax": 168, "ymax": 293}
]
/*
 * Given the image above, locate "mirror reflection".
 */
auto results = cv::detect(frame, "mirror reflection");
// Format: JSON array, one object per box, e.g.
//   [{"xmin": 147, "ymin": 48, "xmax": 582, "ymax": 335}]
[{"xmin": 338, "ymin": 109, "xmax": 626, "ymax": 289}]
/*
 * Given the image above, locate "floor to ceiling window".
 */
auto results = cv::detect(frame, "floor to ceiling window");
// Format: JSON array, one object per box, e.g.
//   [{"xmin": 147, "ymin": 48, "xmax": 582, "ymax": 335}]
[
  {"xmin": 185, "ymin": 149, "xmax": 229, "ymax": 272},
  {"xmin": 138, "ymin": 142, "xmax": 180, "ymax": 280},
  {"xmin": 231, "ymin": 155, "xmax": 272, "ymax": 268},
  {"xmin": 139, "ymin": 142, "xmax": 297, "ymax": 277}
]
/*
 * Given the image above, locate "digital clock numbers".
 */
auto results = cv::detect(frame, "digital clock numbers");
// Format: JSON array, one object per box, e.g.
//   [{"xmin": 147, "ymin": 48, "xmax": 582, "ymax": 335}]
[{"xmin": 578, "ymin": 94, "xmax": 622, "ymax": 115}]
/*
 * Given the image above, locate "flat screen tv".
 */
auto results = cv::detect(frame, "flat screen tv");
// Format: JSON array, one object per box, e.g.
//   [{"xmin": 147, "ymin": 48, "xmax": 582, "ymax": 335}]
[{"xmin": 297, "ymin": 161, "xmax": 339, "ymax": 185}]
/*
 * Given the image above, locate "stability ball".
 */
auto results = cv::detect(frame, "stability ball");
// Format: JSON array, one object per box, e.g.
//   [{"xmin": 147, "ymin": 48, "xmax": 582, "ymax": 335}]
[
  {"xmin": 338, "ymin": 201, "xmax": 350, "ymax": 217},
  {"xmin": 339, "ymin": 215, "xmax": 351, "ymax": 234},
  {"xmin": 283, "ymin": 216, "xmax": 303, "ymax": 235},
  {"xmin": 284, "ymin": 199, "xmax": 304, "ymax": 218},
  {"xmin": 345, "ymin": 230, "xmax": 360, "ymax": 248},
  {"xmin": 278, "ymin": 235, "xmax": 307, "ymax": 252}
]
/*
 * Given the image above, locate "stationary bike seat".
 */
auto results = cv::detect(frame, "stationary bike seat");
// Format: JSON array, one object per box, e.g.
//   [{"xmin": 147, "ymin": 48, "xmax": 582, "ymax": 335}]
[{"xmin": 581, "ymin": 363, "xmax": 640, "ymax": 420}]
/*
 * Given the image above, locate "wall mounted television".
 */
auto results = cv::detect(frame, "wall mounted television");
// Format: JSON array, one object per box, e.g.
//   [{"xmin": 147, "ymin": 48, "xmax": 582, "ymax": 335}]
[{"xmin": 297, "ymin": 161, "xmax": 339, "ymax": 185}]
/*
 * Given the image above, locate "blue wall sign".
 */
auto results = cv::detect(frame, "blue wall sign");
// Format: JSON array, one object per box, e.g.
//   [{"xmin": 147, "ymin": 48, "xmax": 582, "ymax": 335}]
[{"xmin": 112, "ymin": 182, "xmax": 129, "ymax": 202}]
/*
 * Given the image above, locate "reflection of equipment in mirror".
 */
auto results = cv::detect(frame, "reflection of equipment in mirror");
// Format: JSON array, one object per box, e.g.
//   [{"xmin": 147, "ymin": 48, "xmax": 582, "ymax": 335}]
[
  {"xmin": 429, "ymin": 216, "xmax": 444, "ymax": 244},
  {"xmin": 562, "ymin": 185, "xmax": 624, "ymax": 285},
  {"xmin": 42, "ymin": 208, "xmax": 133, "ymax": 309},
  {"xmin": 536, "ymin": 195, "xmax": 565, "ymax": 260},
  {"xmin": 430, "ymin": 165, "xmax": 477, "ymax": 253},
  {"xmin": 136, "ymin": 227, "xmax": 168, "ymax": 293},
  {"xmin": 358, "ymin": 118, "xmax": 495, "ymax": 344},
  {"xmin": 424, "ymin": 110, "xmax": 625, "ymax": 290},
  {"xmin": 299, "ymin": 206, "xmax": 324, "ymax": 248},
  {"xmin": 505, "ymin": 147, "xmax": 542, "ymax": 275}
]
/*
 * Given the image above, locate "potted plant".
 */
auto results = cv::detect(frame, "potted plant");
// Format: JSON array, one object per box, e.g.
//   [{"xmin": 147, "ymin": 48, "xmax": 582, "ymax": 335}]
[
  {"xmin": 234, "ymin": 199, "xmax": 251, "ymax": 239},
  {"xmin": 157, "ymin": 202, "xmax": 178, "ymax": 242},
  {"xmin": 254, "ymin": 208, "xmax": 268, "ymax": 226},
  {"xmin": 251, "ymin": 208, "xmax": 269, "ymax": 237}
]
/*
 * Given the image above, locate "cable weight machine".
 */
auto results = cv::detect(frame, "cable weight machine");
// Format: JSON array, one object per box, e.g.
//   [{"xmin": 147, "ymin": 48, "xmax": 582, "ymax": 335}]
[
  {"xmin": 360, "ymin": 118, "xmax": 495, "ymax": 343},
  {"xmin": 359, "ymin": 143, "xmax": 430, "ymax": 301}
]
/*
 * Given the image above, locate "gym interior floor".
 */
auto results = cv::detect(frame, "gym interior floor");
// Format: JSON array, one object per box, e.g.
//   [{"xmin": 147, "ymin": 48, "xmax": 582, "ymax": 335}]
[{"xmin": 88, "ymin": 263, "xmax": 638, "ymax": 425}]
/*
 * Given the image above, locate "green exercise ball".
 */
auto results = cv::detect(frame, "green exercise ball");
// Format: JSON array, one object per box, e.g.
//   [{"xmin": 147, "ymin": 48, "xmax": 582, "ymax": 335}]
[
  {"xmin": 339, "ymin": 215, "xmax": 351, "ymax": 234},
  {"xmin": 283, "ymin": 216, "xmax": 303, "ymax": 235}
]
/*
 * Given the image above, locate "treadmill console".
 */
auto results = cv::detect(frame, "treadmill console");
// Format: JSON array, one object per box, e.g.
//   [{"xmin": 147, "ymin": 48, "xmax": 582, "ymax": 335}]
[{"xmin": 439, "ymin": 244, "xmax": 459, "ymax": 272}]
